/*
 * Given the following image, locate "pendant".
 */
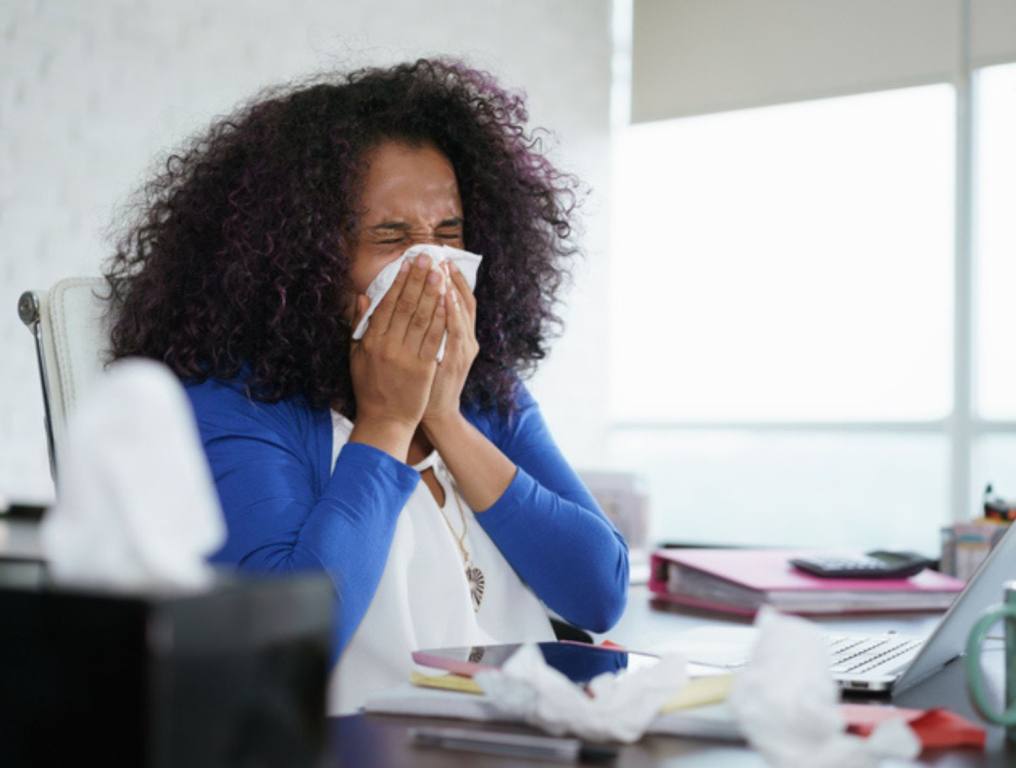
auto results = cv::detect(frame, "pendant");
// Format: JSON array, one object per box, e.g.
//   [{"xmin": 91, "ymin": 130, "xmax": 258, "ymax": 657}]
[{"xmin": 466, "ymin": 564, "xmax": 485, "ymax": 612}]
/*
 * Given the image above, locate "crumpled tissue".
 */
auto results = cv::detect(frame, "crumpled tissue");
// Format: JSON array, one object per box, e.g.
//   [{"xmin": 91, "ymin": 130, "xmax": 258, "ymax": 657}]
[
  {"xmin": 351, "ymin": 243, "xmax": 483, "ymax": 362},
  {"xmin": 728, "ymin": 606, "xmax": 922, "ymax": 767},
  {"xmin": 41, "ymin": 358, "xmax": 226, "ymax": 591},
  {"xmin": 473, "ymin": 643, "xmax": 687, "ymax": 743}
]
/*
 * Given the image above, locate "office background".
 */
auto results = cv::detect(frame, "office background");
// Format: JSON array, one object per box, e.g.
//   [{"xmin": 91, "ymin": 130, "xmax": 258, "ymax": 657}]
[{"xmin": 3, "ymin": 1, "xmax": 1016, "ymax": 556}]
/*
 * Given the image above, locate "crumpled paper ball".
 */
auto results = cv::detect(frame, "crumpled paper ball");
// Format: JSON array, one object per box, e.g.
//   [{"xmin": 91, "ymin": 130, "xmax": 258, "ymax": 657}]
[
  {"xmin": 474, "ymin": 643, "xmax": 688, "ymax": 743},
  {"xmin": 729, "ymin": 606, "xmax": 921, "ymax": 767}
]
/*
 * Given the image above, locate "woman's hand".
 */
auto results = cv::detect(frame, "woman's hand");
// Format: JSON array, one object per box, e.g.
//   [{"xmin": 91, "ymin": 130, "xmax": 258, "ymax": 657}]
[
  {"xmin": 419, "ymin": 261, "xmax": 514, "ymax": 513},
  {"xmin": 421, "ymin": 261, "xmax": 479, "ymax": 431},
  {"xmin": 348, "ymin": 252, "xmax": 448, "ymax": 461}
]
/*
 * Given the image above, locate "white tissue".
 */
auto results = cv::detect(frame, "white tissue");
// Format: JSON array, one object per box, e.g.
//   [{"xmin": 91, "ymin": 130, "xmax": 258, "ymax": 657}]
[
  {"xmin": 41, "ymin": 358, "xmax": 226, "ymax": 591},
  {"xmin": 351, "ymin": 243, "xmax": 483, "ymax": 361},
  {"xmin": 474, "ymin": 644, "xmax": 688, "ymax": 743},
  {"xmin": 728, "ymin": 607, "xmax": 921, "ymax": 767}
]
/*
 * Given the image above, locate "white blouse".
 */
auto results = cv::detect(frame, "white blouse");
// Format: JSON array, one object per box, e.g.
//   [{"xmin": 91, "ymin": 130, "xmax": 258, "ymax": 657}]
[{"xmin": 325, "ymin": 410, "xmax": 555, "ymax": 714}]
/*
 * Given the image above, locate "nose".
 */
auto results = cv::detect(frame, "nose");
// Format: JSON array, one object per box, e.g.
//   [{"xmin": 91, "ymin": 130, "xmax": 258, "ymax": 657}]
[{"xmin": 406, "ymin": 231, "xmax": 442, "ymax": 247}]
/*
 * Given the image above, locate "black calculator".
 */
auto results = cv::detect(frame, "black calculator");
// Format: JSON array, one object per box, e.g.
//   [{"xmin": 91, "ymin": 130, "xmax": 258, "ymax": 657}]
[{"xmin": 789, "ymin": 550, "xmax": 934, "ymax": 579}]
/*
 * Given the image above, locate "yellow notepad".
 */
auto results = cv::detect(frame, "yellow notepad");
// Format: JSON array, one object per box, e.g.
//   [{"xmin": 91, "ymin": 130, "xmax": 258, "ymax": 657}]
[
  {"xmin": 409, "ymin": 668, "xmax": 734, "ymax": 713},
  {"xmin": 410, "ymin": 670, "xmax": 483, "ymax": 694},
  {"xmin": 659, "ymin": 674, "xmax": 734, "ymax": 712}
]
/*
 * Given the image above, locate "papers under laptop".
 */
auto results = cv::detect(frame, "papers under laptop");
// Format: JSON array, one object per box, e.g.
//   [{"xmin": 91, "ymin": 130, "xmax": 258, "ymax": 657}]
[
  {"xmin": 656, "ymin": 625, "xmax": 923, "ymax": 692},
  {"xmin": 657, "ymin": 521, "xmax": 1016, "ymax": 694}
]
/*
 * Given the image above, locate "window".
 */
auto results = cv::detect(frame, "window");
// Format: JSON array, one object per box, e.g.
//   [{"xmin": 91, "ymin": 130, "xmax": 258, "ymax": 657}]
[
  {"xmin": 608, "ymin": 83, "xmax": 982, "ymax": 554},
  {"xmin": 972, "ymin": 62, "xmax": 1016, "ymax": 512},
  {"xmin": 974, "ymin": 63, "xmax": 1016, "ymax": 419}
]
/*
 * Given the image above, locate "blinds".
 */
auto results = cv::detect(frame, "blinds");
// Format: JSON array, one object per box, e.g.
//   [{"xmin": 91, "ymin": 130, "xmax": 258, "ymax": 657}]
[{"xmin": 631, "ymin": 0, "xmax": 1016, "ymax": 123}]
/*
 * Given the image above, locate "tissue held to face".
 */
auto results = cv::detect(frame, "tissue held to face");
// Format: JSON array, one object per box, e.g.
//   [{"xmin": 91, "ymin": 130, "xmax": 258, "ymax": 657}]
[
  {"xmin": 348, "ymin": 140, "xmax": 464, "ymax": 299},
  {"xmin": 342, "ymin": 138, "xmax": 480, "ymax": 449}
]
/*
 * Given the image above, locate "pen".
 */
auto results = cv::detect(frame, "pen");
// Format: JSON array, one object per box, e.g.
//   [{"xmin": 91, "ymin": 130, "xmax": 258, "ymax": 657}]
[{"xmin": 408, "ymin": 725, "xmax": 618, "ymax": 763}]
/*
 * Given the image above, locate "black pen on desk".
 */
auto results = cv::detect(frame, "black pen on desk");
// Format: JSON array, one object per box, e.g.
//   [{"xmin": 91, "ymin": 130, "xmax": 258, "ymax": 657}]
[{"xmin": 408, "ymin": 725, "xmax": 618, "ymax": 763}]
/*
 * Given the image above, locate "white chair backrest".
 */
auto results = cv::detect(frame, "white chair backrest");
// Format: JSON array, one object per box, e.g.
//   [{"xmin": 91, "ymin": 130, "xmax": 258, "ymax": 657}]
[{"xmin": 21, "ymin": 277, "xmax": 112, "ymax": 476}]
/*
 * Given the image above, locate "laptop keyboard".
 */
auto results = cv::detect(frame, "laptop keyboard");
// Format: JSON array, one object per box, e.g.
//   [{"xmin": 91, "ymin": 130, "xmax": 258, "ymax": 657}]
[{"xmin": 826, "ymin": 634, "xmax": 923, "ymax": 675}]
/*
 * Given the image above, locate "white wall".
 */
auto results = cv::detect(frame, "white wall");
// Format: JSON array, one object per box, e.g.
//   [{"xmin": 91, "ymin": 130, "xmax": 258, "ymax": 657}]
[{"xmin": 0, "ymin": 0, "xmax": 613, "ymax": 502}]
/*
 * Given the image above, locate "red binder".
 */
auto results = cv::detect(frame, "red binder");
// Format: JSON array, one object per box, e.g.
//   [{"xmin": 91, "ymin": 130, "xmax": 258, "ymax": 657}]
[{"xmin": 649, "ymin": 548, "xmax": 965, "ymax": 616}]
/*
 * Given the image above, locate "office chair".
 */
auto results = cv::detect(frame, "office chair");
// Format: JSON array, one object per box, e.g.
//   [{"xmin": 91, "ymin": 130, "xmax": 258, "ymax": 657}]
[{"xmin": 17, "ymin": 277, "xmax": 112, "ymax": 481}]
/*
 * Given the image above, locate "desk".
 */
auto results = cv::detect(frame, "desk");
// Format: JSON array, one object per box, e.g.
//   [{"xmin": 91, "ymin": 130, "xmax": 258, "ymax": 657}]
[
  {"xmin": 328, "ymin": 586, "xmax": 1015, "ymax": 767},
  {"xmin": 3, "ymin": 523, "xmax": 1009, "ymax": 765}
]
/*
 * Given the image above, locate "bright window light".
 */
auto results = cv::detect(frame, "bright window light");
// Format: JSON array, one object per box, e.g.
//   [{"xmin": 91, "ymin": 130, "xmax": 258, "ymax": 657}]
[
  {"xmin": 609, "ymin": 430, "xmax": 947, "ymax": 553},
  {"xmin": 975, "ymin": 62, "xmax": 1016, "ymax": 419},
  {"xmin": 610, "ymin": 85, "xmax": 955, "ymax": 423}
]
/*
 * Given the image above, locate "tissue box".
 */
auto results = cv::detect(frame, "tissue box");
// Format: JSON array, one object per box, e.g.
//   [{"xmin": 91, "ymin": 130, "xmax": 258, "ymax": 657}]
[{"xmin": 0, "ymin": 571, "xmax": 333, "ymax": 767}]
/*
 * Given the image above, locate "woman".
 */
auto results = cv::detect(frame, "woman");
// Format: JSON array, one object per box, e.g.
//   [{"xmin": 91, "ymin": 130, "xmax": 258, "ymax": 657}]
[{"xmin": 105, "ymin": 58, "xmax": 628, "ymax": 713}]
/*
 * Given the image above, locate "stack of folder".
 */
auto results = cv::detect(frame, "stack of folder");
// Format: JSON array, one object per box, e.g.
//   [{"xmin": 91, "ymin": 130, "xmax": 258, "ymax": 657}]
[{"xmin": 649, "ymin": 549, "xmax": 965, "ymax": 616}]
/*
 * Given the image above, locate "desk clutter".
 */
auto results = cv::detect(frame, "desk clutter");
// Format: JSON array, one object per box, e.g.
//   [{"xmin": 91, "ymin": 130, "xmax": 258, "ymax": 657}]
[
  {"xmin": 4, "ymin": 335, "xmax": 1006, "ymax": 764},
  {"xmin": 939, "ymin": 485, "xmax": 1015, "ymax": 581},
  {"xmin": 648, "ymin": 547, "xmax": 964, "ymax": 616},
  {"xmin": 368, "ymin": 611, "xmax": 985, "ymax": 765}
]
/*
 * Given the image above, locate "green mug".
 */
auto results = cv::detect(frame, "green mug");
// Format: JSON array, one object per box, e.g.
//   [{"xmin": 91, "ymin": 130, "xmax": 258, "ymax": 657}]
[{"xmin": 966, "ymin": 580, "xmax": 1016, "ymax": 741}]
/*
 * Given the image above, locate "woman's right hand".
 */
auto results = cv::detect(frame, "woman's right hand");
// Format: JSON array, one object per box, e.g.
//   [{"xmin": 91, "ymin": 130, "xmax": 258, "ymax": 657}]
[{"xmin": 348, "ymin": 251, "xmax": 448, "ymax": 461}]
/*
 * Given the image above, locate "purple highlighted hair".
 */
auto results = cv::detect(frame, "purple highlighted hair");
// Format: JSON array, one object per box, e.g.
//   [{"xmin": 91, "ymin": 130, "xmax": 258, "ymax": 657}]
[{"xmin": 104, "ymin": 58, "xmax": 582, "ymax": 414}]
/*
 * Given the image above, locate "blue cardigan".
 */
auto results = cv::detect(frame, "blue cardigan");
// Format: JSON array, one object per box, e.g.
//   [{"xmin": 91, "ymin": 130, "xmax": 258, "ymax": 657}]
[{"xmin": 184, "ymin": 375, "xmax": 629, "ymax": 661}]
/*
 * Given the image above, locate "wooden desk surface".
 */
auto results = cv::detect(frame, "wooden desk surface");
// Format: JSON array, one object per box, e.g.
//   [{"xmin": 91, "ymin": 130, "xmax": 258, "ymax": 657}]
[{"xmin": 329, "ymin": 585, "xmax": 1015, "ymax": 767}]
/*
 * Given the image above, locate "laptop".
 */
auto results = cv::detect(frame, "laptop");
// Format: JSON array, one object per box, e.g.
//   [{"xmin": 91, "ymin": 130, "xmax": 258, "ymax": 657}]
[{"xmin": 674, "ymin": 520, "xmax": 1016, "ymax": 694}]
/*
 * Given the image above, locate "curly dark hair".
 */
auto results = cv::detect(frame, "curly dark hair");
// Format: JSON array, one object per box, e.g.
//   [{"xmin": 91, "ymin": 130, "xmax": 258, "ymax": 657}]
[{"xmin": 104, "ymin": 58, "xmax": 582, "ymax": 415}]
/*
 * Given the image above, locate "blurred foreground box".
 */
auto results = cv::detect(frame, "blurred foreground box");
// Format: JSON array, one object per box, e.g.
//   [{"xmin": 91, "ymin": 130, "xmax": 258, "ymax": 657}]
[{"xmin": 0, "ymin": 572, "xmax": 333, "ymax": 767}]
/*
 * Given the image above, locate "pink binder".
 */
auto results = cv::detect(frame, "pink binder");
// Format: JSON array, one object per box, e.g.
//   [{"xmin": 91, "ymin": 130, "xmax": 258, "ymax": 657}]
[{"xmin": 649, "ymin": 548, "xmax": 965, "ymax": 616}]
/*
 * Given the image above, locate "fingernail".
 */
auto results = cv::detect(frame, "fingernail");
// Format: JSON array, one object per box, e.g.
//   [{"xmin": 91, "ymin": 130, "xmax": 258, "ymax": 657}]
[
  {"xmin": 416, "ymin": 253, "xmax": 431, "ymax": 268},
  {"xmin": 399, "ymin": 259, "xmax": 410, "ymax": 273},
  {"xmin": 427, "ymin": 270, "xmax": 441, "ymax": 285}
]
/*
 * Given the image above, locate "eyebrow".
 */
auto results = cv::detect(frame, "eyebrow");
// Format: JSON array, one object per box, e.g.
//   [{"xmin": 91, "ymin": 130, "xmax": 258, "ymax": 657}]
[{"xmin": 369, "ymin": 217, "xmax": 463, "ymax": 231}]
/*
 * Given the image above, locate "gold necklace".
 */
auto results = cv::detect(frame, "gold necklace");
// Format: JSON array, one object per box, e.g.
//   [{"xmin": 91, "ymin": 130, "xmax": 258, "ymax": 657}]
[{"xmin": 434, "ymin": 465, "xmax": 485, "ymax": 612}]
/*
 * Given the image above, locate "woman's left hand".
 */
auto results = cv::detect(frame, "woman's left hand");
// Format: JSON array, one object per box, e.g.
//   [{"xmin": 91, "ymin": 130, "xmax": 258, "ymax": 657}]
[{"xmin": 422, "ymin": 261, "xmax": 479, "ymax": 428}]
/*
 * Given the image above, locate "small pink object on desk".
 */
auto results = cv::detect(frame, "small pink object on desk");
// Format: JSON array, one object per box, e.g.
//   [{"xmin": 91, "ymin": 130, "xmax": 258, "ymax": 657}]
[{"xmin": 649, "ymin": 549, "xmax": 965, "ymax": 616}]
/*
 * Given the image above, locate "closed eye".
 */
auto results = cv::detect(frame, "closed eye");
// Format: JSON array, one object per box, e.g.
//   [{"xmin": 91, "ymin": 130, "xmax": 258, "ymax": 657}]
[
  {"xmin": 435, "ymin": 220, "xmax": 464, "ymax": 241},
  {"xmin": 370, "ymin": 227, "xmax": 408, "ymax": 244},
  {"xmin": 366, "ymin": 219, "xmax": 463, "ymax": 244}
]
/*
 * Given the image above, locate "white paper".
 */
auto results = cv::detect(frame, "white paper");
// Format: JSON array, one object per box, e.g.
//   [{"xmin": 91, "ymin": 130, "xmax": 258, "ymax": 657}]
[
  {"xmin": 650, "ymin": 624, "xmax": 756, "ymax": 669},
  {"xmin": 474, "ymin": 644, "xmax": 688, "ymax": 743},
  {"xmin": 351, "ymin": 243, "xmax": 483, "ymax": 361},
  {"xmin": 728, "ymin": 607, "xmax": 921, "ymax": 767},
  {"xmin": 41, "ymin": 358, "xmax": 225, "ymax": 591}
]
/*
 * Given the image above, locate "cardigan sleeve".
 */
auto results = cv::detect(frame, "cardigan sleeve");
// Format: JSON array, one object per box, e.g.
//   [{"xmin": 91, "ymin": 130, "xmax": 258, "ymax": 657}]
[
  {"xmin": 474, "ymin": 384, "xmax": 629, "ymax": 633},
  {"xmin": 186, "ymin": 381, "xmax": 419, "ymax": 662}
]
